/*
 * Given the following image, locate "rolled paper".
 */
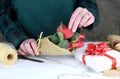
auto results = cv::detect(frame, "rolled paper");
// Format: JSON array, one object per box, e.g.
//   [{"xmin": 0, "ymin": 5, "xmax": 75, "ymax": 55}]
[
  {"xmin": 0, "ymin": 43, "xmax": 17, "ymax": 66},
  {"xmin": 38, "ymin": 37, "xmax": 71, "ymax": 55},
  {"xmin": 117, "ymin": 66, "xmax": 120, "ymax": 71},
  {"xmin": 107, "ymin": 34, "xmax": 120, "ymax": 51},
  {"xmin": 103, "ymin": 69, "xmax": 120, "ymax": 77},
  {"xmin": 75, "ymin": 42, "xmax": 120, "ymax": 72}
]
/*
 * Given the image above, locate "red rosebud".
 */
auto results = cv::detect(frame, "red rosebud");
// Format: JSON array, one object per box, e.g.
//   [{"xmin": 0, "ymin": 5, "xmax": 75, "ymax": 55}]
[
  {"xmin": 72, "ymin": 39, "xmax": 84, "ymax": 48},
  {"xmin": 79, "ymin": 34, "xmax": 85, "ymax": 39},
  {"xmin": 76, "ymin": 39, "xmax": 84, "ymax": 48},
  {"xmin": 67, "ymin": 43, "xmax": 72, "ymax": 50},
  {"xmin": 57, "ymin": 23, "xmax": 73, "ymax": 39}
]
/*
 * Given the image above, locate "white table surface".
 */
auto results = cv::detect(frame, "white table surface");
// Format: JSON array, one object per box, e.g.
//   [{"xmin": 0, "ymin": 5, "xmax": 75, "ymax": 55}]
[{"xmin": 0, "ymin": 42, "xmax": 119, "ymax": 79}]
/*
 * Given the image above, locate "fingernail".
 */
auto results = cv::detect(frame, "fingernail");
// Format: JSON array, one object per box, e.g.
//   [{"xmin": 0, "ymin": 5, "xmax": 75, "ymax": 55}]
[
  {"xmin": 72, "ymin": 29, "xmax": 76, "ymax": 32},
  {"xmin": 68, "ymin": 26, "xmax": 71, "ymax": 29},
  {"xmin": 36, "ymin": 50, "xmax": 40, "ymax": 55},
  {"xmin": 36, "ymin": 52, "xmax": 39, "ymax": 55}
]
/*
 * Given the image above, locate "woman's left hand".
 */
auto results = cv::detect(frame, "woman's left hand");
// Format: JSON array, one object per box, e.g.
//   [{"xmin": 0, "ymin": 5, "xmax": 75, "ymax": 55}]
[{"xmin": 68, "ymin": 7, "xmax": 95, "ymax": 32}]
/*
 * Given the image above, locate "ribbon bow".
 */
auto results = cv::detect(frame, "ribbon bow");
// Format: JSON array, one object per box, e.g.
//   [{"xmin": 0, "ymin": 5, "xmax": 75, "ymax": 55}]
[{"xmin": 85, "ymin": 42, "xmax": 111, "ymax": 55}]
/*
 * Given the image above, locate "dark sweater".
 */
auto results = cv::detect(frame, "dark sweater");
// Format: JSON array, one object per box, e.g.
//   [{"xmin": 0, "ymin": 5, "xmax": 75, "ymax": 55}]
[
  {"xmin": 0, "ymin": 0, "xmax": 99, "ymax": 49},
  {"xmin": 12, "ymin": 0, "xmax": 76, "ymax": 37}
]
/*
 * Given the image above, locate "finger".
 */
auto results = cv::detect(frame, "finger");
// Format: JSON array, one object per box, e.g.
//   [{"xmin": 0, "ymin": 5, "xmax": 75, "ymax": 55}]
[
  {"xmin": 72, "ymin": 9, "xmax": 87, "ymax": 32},
  {"xmin": 19, "ymin": 41, "xmax": 33, "ymax": 55},
  {"xmin": 20, "ymin": 43, "xmax": 28, "ymax": 53},
  {"xmin": 83, "ymin": 15, "xmax": 95, "ymax": 27},
  {"xmin": 18, "ymin": 49, "xmax": 27, "ymax": 56},
  {"xmin": 30, "ymin": 40, "xmax": 39, "ymax": 55},
  {"xmin": 68, "ymin": 7, "xmax": 83, "ymax": 30},
  {"xmin": 80, "ymin": 13, "xmax": 91, "ymax": 27},
  {"xmin": 24, "ymin": 42, "xmax": 35, "ymax": 56}
]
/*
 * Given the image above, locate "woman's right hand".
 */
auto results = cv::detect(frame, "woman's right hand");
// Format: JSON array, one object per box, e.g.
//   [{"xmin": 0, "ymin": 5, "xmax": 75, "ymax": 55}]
[
  {"xmin": 68, "ymin": 7, "xmax": 95, "ymax": 32},
  {"xmin": 18, "ymin": 39, "xmax": 39, "ymax": 56}
]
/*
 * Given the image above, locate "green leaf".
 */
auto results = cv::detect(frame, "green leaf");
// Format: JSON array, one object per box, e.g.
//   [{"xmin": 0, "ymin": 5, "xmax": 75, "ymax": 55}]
[
  {"xmin": 71, "ymin": 32, "xmax": 80, "ymax": 39},
  {"xmin": 49, "ymin": 35, "xmax": 59, "ymax": 44},
  {"xmin": 57, "ymin": 32, "xmax": 64, "ymax": 41},
  {"xmin": 60, "ymin": 22, "xmax": 63, "ymax": 30},
  {"xmin": 58, "ymin": 40, "xmax": 68, "ymax": 49}
]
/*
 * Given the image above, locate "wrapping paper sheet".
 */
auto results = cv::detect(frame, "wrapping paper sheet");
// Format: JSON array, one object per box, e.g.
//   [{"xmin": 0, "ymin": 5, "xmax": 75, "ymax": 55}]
[
  {"xmin": 0, "ymin": 54, "xmax": 118, "ymax": 79},
  {"xmin": 74, "ymin": 42, "xmax": 120, "ymax": 72}
]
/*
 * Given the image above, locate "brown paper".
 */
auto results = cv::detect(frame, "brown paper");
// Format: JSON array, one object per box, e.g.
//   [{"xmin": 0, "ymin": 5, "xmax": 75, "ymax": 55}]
[
  {"xmin": 107, "ymin": 34, "xmax": 120, "ymax": 51},
  {"xmin": 38, "ymin": 37, "xmax": 71, "ymax": 55},
  {"xmin": 102, "ymin": 68, "xmax": 120, "ymax": 77},
  {"xmin": 0, "ymin": 43, "xmax": 17, "ymax": 66},
  {"xmin": 117, "ymin": 66, "xmax": 120, "ymax": 71}
]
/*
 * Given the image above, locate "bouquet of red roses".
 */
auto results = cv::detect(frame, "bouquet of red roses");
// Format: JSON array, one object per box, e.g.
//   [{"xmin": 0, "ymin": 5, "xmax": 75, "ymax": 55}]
[{"xmin": 38, "ymin": 23, "xmax": 85, "ymax": 55}]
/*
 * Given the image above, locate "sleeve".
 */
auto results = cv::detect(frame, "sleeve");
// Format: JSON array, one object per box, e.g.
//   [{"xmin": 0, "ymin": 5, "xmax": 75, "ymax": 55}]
[
  {"xmin": 77, "ymin": 0, "xmax": 100, "ymax": 30},
  {"xmin": 0, "ymin": 0, "xmax": 29, "ymax": 49}
]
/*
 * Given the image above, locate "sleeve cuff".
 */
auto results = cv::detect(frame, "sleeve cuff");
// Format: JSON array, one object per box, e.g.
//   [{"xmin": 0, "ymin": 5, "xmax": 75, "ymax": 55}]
[{"xmin": 11, "ymin": 35, "xmax": 29, "ymax": 49}]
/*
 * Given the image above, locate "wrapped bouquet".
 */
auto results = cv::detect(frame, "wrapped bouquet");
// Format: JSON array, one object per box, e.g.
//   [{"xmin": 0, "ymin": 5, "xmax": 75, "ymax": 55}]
[{"xmin": 37, "ymin": 23, "xmax": 85, "ymax": 55}]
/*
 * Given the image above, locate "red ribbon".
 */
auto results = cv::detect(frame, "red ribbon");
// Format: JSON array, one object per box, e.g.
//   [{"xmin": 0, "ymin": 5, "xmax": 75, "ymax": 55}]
[{"xmin": 82, "ymin": 42, "xmax": 116, "ymax": 69}]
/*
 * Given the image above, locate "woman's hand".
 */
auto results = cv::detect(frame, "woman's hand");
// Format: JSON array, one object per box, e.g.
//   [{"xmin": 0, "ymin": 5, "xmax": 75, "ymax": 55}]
[
  {"xmin": 68, "ymin": 7, "xmax": 95, "ymax": 32},
  {"xmin": 18, "ymin": 39, "xmax": 39, "ymax": 56}
]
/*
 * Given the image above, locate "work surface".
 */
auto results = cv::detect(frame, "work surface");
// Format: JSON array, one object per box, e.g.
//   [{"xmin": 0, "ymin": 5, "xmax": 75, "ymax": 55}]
[{"xmin": 0, "ymin": 42, "xmax": 119, "ymax": 79}]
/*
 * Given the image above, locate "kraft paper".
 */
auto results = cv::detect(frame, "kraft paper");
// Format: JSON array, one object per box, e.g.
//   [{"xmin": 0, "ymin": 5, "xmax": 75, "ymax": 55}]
[{"xmin": 38, "ymin": 37, "xmax": 71, "ymax": 55}]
